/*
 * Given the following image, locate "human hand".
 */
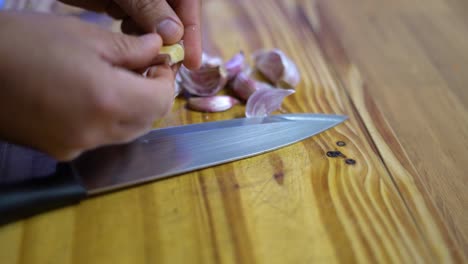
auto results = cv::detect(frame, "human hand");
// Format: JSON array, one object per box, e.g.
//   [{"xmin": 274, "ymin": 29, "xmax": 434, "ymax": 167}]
[
  {"xmin": 59, "ymin": 0, "xmax": 202, "ymax": 69},
  {"xmin": 0, "ymin": 12, "xmax": 175, "ymax": 160}
]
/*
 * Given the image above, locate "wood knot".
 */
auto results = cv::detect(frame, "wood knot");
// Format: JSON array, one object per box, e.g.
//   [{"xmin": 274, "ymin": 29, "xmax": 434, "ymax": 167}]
[
  {"xmin": 327, "ymin": 151, "xmax": 343, "ymax": 158},
  {"xmin": 336, "ymin": 141, "xmax": 346, "ymax": 147}
]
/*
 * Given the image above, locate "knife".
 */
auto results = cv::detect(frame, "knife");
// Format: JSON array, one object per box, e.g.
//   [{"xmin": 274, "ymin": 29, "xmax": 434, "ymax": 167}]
[{"xmin": 0, "ymin": 113, "xmax": 346, "ymax": 225}]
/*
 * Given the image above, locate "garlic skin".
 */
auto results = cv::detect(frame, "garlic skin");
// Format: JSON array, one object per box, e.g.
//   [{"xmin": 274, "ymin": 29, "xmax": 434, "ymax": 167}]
[
  {"xmin": 188, "ymin": 95, "xmax": 240, "ymax": 112},
  {"xmin": 202, "ymin": 53, "xmax": 224, "ymax": 66},
  {"xmin": 245, "ymin": 83, "xmax": 295, "ymax": 117},
  {"xmin": 253, "ymin": 49, "xmax": 300, "ymax": 88},
  {"xmin": 174, "ymin": 72, "xmax": 182, "ymax": 97},
  {"xmin": 178, "ymin": 53, "xmax": 228, "ymax": 96},
  {"xmin": 224, "ymin": 52, "xmax": 246, "ymax": 80},
  {"xmin": 231, "ymin": 70, "xmax": 257, "ymax": 101},
  {"xmin": 176, "ymin": 49, "xmax": 299, "ymax": 117}
]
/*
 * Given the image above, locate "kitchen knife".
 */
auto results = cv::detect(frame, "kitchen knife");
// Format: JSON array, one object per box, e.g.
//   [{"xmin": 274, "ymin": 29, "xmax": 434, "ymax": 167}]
[{"xmin": 0, "ymin": 113, "xmax": 346, "ymax": 225}]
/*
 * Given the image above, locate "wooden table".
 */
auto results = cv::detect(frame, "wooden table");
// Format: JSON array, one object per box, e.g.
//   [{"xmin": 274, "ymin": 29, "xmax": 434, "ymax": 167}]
[{"xmin": 1, "ymin": 0, "xmax": 467, "ymax": 263}]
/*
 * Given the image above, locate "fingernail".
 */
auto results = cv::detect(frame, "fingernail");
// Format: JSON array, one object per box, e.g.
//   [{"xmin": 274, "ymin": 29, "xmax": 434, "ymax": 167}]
[{"xmin": 156, "ymin": 19, "xmax": 181, "ymax": 41}]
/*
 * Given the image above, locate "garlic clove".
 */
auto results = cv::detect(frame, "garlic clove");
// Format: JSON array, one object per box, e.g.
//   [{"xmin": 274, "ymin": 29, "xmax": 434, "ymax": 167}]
[
  {"xmin": 231, "ymin": 70, "xmax": 257, "ymax": 101},
  {"xmin": 245, "ymin": 83, "xmax": 295, "ymax": 117},
  {"xmin": 224, "ymin": 51, "xmax": 246, "ymax": 80},
  {"xmin": 178, "ymin": 53, "xmax": 228, "ymax": 96},
  {"xmin": 187, "ymin": 95, "xmax": 240, "ymax": 112},
  {"xmin": 253, "ymin": 49, "xmax": 300, "ymax": 88},
  {"xmin": 154, "ymin": 43, "xmax": 185, "ymax": 65}
]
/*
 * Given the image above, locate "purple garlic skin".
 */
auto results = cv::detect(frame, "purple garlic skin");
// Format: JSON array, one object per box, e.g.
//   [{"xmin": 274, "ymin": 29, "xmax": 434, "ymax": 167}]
[
  {"xmin": 245, "ymin": 83, "xmax": 295, "ymax": 118},
  {"xmin": 231, "ymin": 70, "xmax": 257, "ymax": 101},
  {"xmin": 253, "ymin": 49, "xmax": 300, "ymax": 88},
  {"xmin": 188, "ymin": 95, "xmax": 240, "ymax": 113},
  {"xmin": 224, "ymin": 52, "xmax": 246, "ymax": 80},
  {"xmin": 174, "ymin": 71, "xmax": 182, "ymax": 97},
  {"xmin": 178, "ymin": 53, "xmax": 228, "ymax": 96}
]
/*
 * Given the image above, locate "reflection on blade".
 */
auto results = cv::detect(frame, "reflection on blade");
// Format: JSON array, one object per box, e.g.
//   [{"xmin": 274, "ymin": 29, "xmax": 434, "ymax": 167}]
[{"xmin": 74, "ymin": 114, "xmax": 347, "ymax": 194}]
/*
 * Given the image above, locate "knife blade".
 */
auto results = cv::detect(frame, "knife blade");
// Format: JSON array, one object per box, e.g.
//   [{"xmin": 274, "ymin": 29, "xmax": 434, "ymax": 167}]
[{"xmin": 0, "ymin": 113, "xmax": 346, "ymax": 225}]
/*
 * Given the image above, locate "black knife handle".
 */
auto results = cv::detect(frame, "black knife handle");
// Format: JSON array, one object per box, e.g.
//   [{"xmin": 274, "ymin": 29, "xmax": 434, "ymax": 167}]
[
  {"xmin": 0, "ymin": 143, "xmax": 86, "ymax": 226},
  {"xmin": 0, "ymin": 164, "xmax": 86, "ymax": 225}
]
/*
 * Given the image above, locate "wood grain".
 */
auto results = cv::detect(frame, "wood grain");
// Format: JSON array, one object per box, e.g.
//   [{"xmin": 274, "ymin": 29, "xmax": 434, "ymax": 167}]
[
  {"xmin": 301, "ymin": 0, "xmax": 468, "ymax": 259},
  {"xmin": 0, "ymin": 0, "xmax": 466, "ymax": 263}
]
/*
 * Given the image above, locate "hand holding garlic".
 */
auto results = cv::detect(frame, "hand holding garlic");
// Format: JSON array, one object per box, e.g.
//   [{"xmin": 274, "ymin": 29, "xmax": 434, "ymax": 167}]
[
  {"xmin": 0, "ymin": 0, "xmax": 203, "ymax": 160},
  {"xmin": 59, "ymin": 0, "xmax": 202, "ymax": 69},
  {"xmin": 0, "ymin": 12, "xmax": 176, "ymax": 160}
]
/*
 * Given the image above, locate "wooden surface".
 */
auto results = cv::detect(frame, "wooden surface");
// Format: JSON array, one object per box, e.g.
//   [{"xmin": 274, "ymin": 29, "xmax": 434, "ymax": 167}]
[{"xmin": 1, "ymin": 0, "xmax": 467, "ymax": 263}]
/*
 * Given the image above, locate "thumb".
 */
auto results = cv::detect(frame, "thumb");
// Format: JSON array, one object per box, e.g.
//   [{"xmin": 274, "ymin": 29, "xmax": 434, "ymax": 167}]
[
  {"xmin": 115, "ymin": 0, "xmax": 184, "ymax": 44},
  {"xmin": 102, "ymin": 33, "xmax": 162, "ymax": 69}
]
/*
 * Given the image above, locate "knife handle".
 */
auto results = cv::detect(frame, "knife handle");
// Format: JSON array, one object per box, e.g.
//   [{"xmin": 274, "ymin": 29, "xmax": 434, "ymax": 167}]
[{"xmin": 0, "ymin": 163, "xmax": 86, "ymax": 226}]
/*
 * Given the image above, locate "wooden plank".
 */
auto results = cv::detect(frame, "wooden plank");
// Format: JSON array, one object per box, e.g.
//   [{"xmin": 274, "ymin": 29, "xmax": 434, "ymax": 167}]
[
  {"xmin": 0, "ymin": 0, "xmax": 462, "ymax": 263},
  {"xmin": 304, "ymin": 0, "xmax": 468, "ymax": 260}
]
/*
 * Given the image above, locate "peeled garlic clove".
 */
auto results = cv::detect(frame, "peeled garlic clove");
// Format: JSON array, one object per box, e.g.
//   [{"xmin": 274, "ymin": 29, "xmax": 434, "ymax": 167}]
[
  {"xmin": 188, "ymin": 95, "xmax": 240, "ymax": 112},
  {"xmin": 232, "ymin": 71, "xmax": 257, "ymax": 101},
  {"xmin": 224, "ymin": 51, "xmax": 245, "ymax": 80},
  {"xmin": 154, "ymin": 43, "xmax": 185, "ymax": 65},
  {"xmin": 178, "ymin": 53, "xmax": 228, "ymax": 96},
  {"xmin": 245, "ymin": 83, "xmax": 295, "ymax": 117},
  {"xmin": 253, "ymin": 49, "xmax": 300, "ymax": 88}
]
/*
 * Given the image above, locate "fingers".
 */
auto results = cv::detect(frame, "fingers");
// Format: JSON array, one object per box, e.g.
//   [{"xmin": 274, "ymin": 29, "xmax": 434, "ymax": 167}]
[
  {"xmin": 94, "ymin": 29, "xmax": 176, "ymax": 143},
  {"xmin": 57, "ymin": 0, "xmax": 108, "ymax": 11},
  {"xmin": 106, "ymin": 2, "xmax": 128, "ymax": 19},
  {"xmin": 97, "ymin": 64, "xmax": 175, "ymax": 144},
  {"xmin": 114, "ymin": 0, "xmax": 184, "ymax": 44},
  {"xmin": 61, "ymin": 0, "xmax": 202, "ymax": 69},
  {"xmin": 100, "ymin": 33, "xmax": 163, "ymax": 69},
  {"xmin": 55, "ymin": 65, "xmax": 175, "ymax": 159},
  {"xmin": 58, "ymin": 0, "xmax": 126, "ymax": 19},
  {"xmin": 121, "ymin": 17, "xmax": 145, "ymax": 35},
  {"xmin": 169, "ymin": 0, "xmax": 202, "ymax": 69}
]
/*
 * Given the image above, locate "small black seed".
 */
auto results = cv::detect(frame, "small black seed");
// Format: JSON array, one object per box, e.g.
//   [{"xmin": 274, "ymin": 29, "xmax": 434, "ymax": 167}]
[
  {"xmin": 345, "ymin": 159, "xmax": 356, "ymax": 165},
  {"xmin": 337, "ymin": 141, "xmax": 346, "ymax": 147},
  {"xmin": 327, "ymin": 151, "xmax": 342, "ymax": 158}
]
